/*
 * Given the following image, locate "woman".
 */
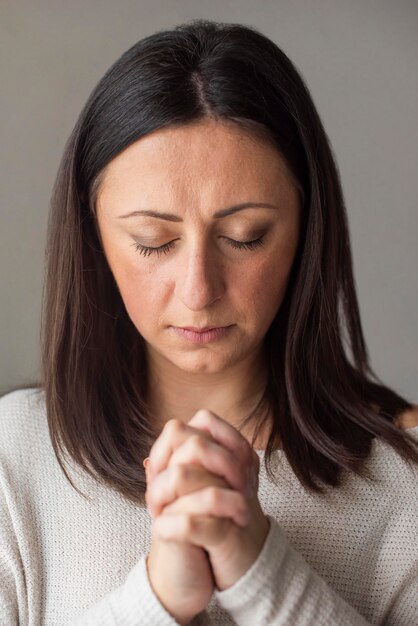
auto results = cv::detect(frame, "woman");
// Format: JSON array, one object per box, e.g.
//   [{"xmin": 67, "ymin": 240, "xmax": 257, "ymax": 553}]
[{"xmin": 0, "ymin": 18, "xmax": 417, "ymax": 626}]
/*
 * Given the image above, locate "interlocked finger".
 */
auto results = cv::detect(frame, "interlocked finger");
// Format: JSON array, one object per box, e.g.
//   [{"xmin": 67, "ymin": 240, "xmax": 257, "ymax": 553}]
[
  {"xmin": 145, "ymin": 462, "xmax": 229, "ymax": 518},
  {"xmin": 160, "ymin": 486, "xmax": 249, "ymax": 527}
]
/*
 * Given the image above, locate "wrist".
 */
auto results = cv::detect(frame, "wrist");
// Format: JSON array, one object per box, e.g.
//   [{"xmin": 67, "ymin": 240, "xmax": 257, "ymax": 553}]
[
  {"xmin": 175, "ymin": 617, "xmax": 194, "ymax": 626},
  {"xmin": 146, "ymin": 556, "xmax": 197, "ymax": 625}
]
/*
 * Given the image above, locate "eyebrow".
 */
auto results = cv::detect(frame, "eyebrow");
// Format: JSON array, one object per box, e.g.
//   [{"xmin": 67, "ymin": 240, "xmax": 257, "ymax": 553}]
[{"xmin": 117, "ymin": 202, "xmax": 279, "ymax": 221}]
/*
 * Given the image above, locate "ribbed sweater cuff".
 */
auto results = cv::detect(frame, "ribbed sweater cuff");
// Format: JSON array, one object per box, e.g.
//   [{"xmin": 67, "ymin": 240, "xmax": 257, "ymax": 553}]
[
  {"xmin": 214, "ymin": 514, "xmax": 287, "ymax": 613},
  {"xmin": 127, "ymin": 556, "xmax": 210, "ymax": 626},
  {"xmin": 71, "ymin": 555, "xmax": 182, "ymax": 625},
  {"xmin": 213, "ymin": 515, "xmax": 371, "ymax": 625},
  {"xmin": 129, "ymin": 556, "xmax": 185, "ymax": 624}
]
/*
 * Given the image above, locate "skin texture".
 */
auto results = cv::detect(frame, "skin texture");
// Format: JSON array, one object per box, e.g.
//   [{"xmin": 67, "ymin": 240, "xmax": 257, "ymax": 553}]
[
  {"xmin": 96, "ymin": 118, "xmax": 302, "ymax": 444},
  {"xmin": 95, "ymin": 118, "xmax": 302, "ymax": 622}
]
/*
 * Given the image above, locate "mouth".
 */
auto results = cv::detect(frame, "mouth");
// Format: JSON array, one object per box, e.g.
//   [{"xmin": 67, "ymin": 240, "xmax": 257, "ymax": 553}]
[
  {"xmin": 170, "ymin": 325, "xmax": 234, "ymax": 344},
  {"xmin": 178, "ymin": 325, "xmax": 230, "ymax": 332}
]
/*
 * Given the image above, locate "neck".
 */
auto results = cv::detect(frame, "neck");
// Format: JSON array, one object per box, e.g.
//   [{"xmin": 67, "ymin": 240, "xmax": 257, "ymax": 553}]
[{"xmin": 145, "ymin": 344, "xmax": 269, "ymax": 443}]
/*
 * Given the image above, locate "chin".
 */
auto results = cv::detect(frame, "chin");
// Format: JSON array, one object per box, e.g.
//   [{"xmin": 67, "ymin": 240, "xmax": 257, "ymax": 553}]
[{"xmin": 166, "ymin": 350, "xmax": 235, "ymax": 375}]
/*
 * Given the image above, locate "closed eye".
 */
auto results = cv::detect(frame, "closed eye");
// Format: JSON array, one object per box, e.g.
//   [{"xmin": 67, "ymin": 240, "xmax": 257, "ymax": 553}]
[{"xmin": 131, "ymin": 236, "xmax": 265, "ymax": 257}]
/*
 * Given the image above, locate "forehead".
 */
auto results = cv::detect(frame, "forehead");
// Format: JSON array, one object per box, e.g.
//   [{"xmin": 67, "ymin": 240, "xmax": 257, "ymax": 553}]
[{"xmin": 96, "ymin": 119, "xmax": 299, "ymax": 214}]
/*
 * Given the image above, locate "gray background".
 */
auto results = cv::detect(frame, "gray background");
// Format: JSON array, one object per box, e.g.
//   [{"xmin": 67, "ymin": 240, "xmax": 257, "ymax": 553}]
[{"xmin": 1, "ymin": 0, "xmax": 417, "ymax": 400}]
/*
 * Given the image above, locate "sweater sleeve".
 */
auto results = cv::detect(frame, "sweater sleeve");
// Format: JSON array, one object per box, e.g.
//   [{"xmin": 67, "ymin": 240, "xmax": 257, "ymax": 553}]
[
  {"xmin": 0, "ymin": 461, "xmax": 177, "ymax": 626},
  {"xmin": 69, "ymin": 556, "xmax": 178, "ymax": 625},
  {"xmin": 0, "ymin": 469, "xmax": 209, "ymax": 626},
  {"xmin": 214, "ymin": 515, "xmax": 374, "ymax": 626},
  {"xmin": 69, "ymin": 556, "xmax": 211, "ymax": 625},
  {"xmin": 68, "ymin": 555, "xmax": 210, "ymax": 626},
  {"xmin": 0, "ymin": 472, "xmax": 21, "ymax": 625}
]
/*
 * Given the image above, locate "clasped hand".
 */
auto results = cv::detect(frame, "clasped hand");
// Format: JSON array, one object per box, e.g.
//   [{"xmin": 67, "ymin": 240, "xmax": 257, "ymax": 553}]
[{"xmin": 145, "ymin": 409, "xmax": 270, "ymax": 592}]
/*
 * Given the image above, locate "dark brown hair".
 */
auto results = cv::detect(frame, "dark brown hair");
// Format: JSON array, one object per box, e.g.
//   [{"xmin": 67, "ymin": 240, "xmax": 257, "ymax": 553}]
[{"xmin": 30, "ymin": 18, "xmax": 418, "ymax": 503}]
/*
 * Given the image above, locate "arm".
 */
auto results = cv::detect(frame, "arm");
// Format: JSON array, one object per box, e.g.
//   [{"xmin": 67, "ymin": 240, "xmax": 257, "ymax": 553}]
[
  {"xmin": 70, "ymin": 556, "xmax": 211, "ymax": 625},
  {"xmin": 70, "ymin": 555, "xmax": 183, "ymax": 625},
  {"xmin": 0, "ymin": 472, "xmax": 22, "ymax": 625},
  {"xmin": 214, "ymin": 515, "xmax": 373, "ymax": 626},
  {"xmin": 0, "ymin": 473, "xmax": 209, "ymax": 626}
]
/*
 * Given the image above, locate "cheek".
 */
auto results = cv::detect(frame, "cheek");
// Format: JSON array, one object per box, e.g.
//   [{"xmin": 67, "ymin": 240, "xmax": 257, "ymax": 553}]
[
  {"xmin": 237, "ymin": 242, "xmax": 297, "ymax": 321},
  {"xmin": 105, "ymin": 249, "xmax": 166, "ymax": 329}
]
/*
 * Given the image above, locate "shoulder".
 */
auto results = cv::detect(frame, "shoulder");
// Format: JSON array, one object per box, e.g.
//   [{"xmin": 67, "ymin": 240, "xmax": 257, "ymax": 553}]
[
  {"xmin": 0, "ymin": 386, "xmax": 44, "ymax": 421},
  {"xmin": 0, "ymin": 387, "xmax": 46, "ymax": 461},
  {"xmin": 370, "ymin": 407, "xmax": 418, "ymax": 498},
  {"xmin": 395, "ymin": 404, "xmax": 418, "ymax": 430}
]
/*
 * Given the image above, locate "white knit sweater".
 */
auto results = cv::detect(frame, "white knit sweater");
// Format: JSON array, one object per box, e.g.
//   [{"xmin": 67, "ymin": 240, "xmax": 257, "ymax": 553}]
[{"xmin": 0, "ymin": 388, "xmax": 417, "ymax": 625}]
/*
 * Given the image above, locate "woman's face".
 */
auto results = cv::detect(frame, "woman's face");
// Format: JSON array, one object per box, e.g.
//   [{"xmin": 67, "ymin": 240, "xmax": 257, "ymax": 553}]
[{"xmin": 95, "ymin": 119, "xmax": 302, "ymax": 375}]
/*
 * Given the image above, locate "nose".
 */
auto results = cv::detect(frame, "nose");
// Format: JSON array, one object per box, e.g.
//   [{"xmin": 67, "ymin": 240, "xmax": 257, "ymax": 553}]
[{"xmin": 175, "ymin": 241, "xmax": 225, "ymax": 310}]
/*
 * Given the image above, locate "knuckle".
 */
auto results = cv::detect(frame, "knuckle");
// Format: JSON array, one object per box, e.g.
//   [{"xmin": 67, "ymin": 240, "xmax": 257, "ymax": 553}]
[
  {"xmin": 189, "ymin": 433, "xmax": 205, "ymax": 451},
  {"xmin": 181, "ymin": 515, "xmax": 195, "ymax": 535},
  {"xmin": 192, "ymin": 409, "xmax": 213, "ymax": 427},
  {"xmin": 145, "ymin": 486, "xmax": 155, "ymax": 507},
  {"xmin": 206, "ymin": 486, "xmax": 221, "ymax": 506},
  {"xmin": 171, "ymin": 464, "xmax": 187, "ymax": 485},
  {"xmin": 164, "ymin": 419, "xmax": 184, "ymax": 436},
  {"xmin": 237, "ymin": 491, "xmax": 247, "ymax": 510},
  {"xmin": 236, "ymin": 492, "xmax": 248, "ymax": 520},
  {"xmin": 195, "ymin": 408, "xmax": 212, "ymax": 420}
]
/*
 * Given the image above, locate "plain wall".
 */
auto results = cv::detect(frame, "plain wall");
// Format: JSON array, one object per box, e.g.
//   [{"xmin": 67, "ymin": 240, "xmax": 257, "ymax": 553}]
[{"xmin": 1, "ymin": 0, "xmax": 417, "ymax": 399}]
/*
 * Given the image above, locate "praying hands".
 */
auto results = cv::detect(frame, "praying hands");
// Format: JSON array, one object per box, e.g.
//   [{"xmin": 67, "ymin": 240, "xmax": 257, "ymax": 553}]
[{"xmin": 145, "ymin": 409, "xmax": 270, "ymax": 624}]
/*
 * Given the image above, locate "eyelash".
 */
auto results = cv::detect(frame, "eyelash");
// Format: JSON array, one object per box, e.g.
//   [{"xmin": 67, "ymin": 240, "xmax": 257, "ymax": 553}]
[{"xmin": 131, "ymin": 237, "xmax": 265, "ymax": 257}]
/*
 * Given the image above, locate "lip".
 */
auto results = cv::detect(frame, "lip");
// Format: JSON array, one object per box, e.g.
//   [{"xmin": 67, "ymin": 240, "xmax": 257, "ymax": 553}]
[
  {"xmin": 179, "ymin": 326, "xmax": 227, "ymax": 332},
  {"xmin": 171, "ymin": 325, "xmax": 233, "ymax": 344}
]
